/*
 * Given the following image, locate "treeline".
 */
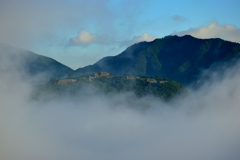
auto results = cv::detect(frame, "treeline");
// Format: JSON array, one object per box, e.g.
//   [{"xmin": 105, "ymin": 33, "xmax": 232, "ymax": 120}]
[
  {"xmin": 33, "ymin": 74, "xmax": 184, "ymax": 101},
  {"xmin": 90, "ymin": 76, "xmax": 183, "ymax": 100}
]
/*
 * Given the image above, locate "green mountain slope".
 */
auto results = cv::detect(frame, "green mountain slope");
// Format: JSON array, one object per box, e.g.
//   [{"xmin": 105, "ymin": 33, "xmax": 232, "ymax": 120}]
[
  {"xmin": 73, "ymin": 35, "xmax": 240, "ymax": 85},
  {"xmin": 0, "ymin": 44, "xmax": 73, "ymax": 79}
]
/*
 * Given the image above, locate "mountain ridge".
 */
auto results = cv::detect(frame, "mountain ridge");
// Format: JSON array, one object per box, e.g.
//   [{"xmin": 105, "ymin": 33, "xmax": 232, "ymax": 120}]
[
  {"xmin": 1, "ymin": 35, "xmax": 240, "ymax": 86},
  {"xmin": 0, "ymin": 43, "xmax": 73, "ymax": 81},
  {"xmin": 73, "ymin": 35, "xmax": 240, "ymax": 85}
]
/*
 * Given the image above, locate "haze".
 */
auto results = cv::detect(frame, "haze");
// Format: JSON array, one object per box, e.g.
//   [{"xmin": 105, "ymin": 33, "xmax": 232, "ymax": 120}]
[{"xmin": 0, "ymin": 48, "xmax": 240, "ymax": 160}]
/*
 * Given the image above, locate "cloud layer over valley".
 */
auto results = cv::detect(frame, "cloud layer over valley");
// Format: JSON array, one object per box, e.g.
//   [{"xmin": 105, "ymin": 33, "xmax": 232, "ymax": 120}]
[{"xmin": 1, "ymin": 52, "xmax": 240, "ymax": 160}]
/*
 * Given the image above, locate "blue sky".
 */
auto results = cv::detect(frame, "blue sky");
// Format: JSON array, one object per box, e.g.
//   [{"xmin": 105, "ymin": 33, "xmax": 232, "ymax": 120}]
[{"xmin": 1, "ymin": 0, "xmax": 240, "ymax": 69}]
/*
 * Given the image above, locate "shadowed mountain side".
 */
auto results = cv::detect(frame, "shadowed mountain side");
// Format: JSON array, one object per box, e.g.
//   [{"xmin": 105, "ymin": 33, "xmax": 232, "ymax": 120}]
[
  {"xmin": 73, "ymin": 35, "xmax": 240, "ymax": 85},
  {"xmin": 0, "ymin": 44, "xmax": 73, "ymax": 81},
  {"xmin": 75, "ymin": 41, "xmax": 150, "ymax": 75}
]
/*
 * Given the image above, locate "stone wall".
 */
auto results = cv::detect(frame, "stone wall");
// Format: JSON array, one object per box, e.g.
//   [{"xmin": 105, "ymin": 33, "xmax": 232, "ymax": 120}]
[{"xmin": 57, "ymin": 79, "xmax": 77, "ymax": 85}]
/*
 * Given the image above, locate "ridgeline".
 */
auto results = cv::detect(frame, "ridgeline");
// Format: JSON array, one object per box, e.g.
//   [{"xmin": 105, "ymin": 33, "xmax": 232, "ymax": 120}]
[{"xmin": 73, "ymin": 35, "xmax": 240, "ymax": 85}]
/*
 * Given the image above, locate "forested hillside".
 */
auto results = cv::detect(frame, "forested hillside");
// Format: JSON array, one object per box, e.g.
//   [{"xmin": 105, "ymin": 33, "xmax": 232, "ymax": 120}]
[
  {"xmin": 34, "ymin": 72, "xmax": 184, "ymax": 101},
  {"xmin": 73, "ymin": 35, "xmax": 240, "ymax": 85}
]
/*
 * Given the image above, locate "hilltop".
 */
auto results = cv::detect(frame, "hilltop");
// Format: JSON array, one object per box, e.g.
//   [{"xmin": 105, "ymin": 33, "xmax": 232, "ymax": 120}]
[{"xmin": 34, "ymin": 72, "xmax": 184, "ymax": 101}]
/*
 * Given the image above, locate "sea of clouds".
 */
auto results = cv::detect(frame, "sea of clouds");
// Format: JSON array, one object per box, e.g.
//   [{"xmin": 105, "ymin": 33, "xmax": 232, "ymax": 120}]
[{"xmin": 1, "ymin": 51, "xmax": 240, "ymax": 160}]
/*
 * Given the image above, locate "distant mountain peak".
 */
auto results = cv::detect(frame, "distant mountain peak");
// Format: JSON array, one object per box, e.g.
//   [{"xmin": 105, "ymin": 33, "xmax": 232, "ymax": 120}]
[
  {"xmin": 0, "ymin": 44, "xmax": 73, "ymax": 83},
  {"xmin": 73, "ymin": 35, "xmax": 240, "ymax": 85}
]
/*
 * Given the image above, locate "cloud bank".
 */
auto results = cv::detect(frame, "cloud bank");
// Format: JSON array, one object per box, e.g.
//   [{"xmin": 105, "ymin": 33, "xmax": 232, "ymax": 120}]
[
  {"xmin": 0, "ymin": 0, "xmax": 114, "ymax": 47},
  {"xmin": 69, "ymin": 31, "xmax": 158, "ymax": 47},
  {"xmin": 174, "ymin": 22, "xmax": 240, "ymax": 43},
  {"xmin": 1, "ymin": 49, "xmax": 240, "ymax": 160},
  {"xmin": 0, "ymin": 0, "xmax": 156, "ymax": 48}
]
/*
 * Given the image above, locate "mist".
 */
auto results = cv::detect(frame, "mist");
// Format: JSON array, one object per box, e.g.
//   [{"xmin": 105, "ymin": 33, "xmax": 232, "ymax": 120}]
[{"xmin": 1, "ymin": 53, "xmax": 240, "ymax": 160}]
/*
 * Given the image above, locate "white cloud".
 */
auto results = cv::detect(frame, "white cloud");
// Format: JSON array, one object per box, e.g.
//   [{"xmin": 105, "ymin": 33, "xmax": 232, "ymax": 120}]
[
  {"xmin": 70, "ymin": 30, "xmax": 96, "ymax": 45},
  {"xmin": 133, "ymin": 33, "xmax": 158, "ymax": 43},
  {"xmin": 69, "ymin": 30, "xmax": 115, "ymax": 47},
  {"xmin": 121, "ymin": 33, "xmax": 158, "ymax": 47},
  {"xmin": 174, "ymin": 22, "xmax": 240, "ymax": 43},
  {"xmin": 69, "ymin": 32, "xmax": 158, "ymax": 47}
]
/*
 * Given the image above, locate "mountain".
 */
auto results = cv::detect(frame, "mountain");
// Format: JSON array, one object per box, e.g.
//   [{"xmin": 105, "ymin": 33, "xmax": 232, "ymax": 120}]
[
  {"xmin": 73, "ymin": 35, "xmax": 240, "ymax": 85},
  {"xmin": 0, "ymin": 44, "xmax": 73, "ymax": 80}
]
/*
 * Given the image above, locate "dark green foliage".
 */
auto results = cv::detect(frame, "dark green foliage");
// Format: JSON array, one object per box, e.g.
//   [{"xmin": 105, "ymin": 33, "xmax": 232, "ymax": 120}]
[
  {"xmin": 163, "ymin": 78, "xmax": 170, "ymax": 81},
  {"xmin": 195, "ymin": 41, "xmax": 212, "ymax": 61},
  {"xmin": 130, "ymin": 52, "xmax": 147, "ymax": 76},
  {"xmin": 178, "ymin": 61, "xmax": 190, "ymax": 73},
  {"xmin": 155, "ymin": 75, "xmax": 163, "ymax": 81},
  {"xmin": 33, "ymin": 75, "xmax": 184, "ymax": 102},
  {"xmin": 73, "ymin": 35, "xmax": 240, "ymax": 85}
]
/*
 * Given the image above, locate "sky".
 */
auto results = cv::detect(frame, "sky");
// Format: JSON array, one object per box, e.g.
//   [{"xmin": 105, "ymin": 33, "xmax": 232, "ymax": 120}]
[{"xmin": 1, "ymin": 0, "xmax": 240, "ymax": 69}]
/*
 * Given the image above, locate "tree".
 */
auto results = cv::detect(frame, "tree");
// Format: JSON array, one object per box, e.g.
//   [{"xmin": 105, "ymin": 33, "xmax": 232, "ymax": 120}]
[
  {"xmin": 155, "ymin": 75, "xmax": 163, "ymax": 81},
  {"xmin": 140, "ymin": 75, "xmax": 148, "ymax": 79},
  {"xmin": 163, "ymin": 77, "xmax": 170, "ymax": 81},
  {"xmin": 68, "ymin": 74, "xmax": 73, "ymax": 78}
]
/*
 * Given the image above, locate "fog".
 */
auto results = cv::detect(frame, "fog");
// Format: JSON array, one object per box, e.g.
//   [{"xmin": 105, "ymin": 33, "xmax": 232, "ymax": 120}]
[{"xmin": 1, "ymin": 54, "xmax": 240, "ymax": 160}]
